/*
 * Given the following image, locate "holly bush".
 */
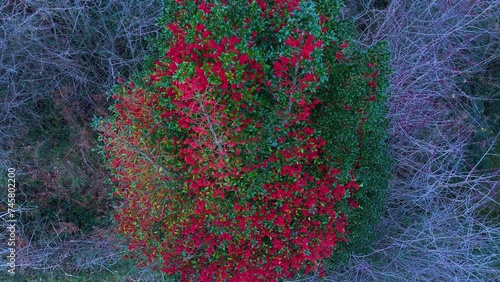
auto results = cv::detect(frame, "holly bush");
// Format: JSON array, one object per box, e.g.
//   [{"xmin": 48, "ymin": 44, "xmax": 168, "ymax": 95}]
[{"xmin": 95, "ymin": 0, "xmax": 390, "ymax": 280}]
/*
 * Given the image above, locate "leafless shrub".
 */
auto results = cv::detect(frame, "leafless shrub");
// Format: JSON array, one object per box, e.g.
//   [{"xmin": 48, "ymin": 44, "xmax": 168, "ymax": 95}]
[
  {"xmin": 1, "ymin": 0, "xmax": 162, "ymax": 274},
  {"xmin": 14, "ymin": 220, "xmax": 120, "ymax": 273},
  {"xmin": 1, "ymin": 208, "xmax": 164, "ymax": 279},
  {"xmin": 323, "ymin": 0, "xmax": 500, "ymax": 281},
  {"xmin": 0, "ymin": 0, "xmax": 162, "ymax": 171}
]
